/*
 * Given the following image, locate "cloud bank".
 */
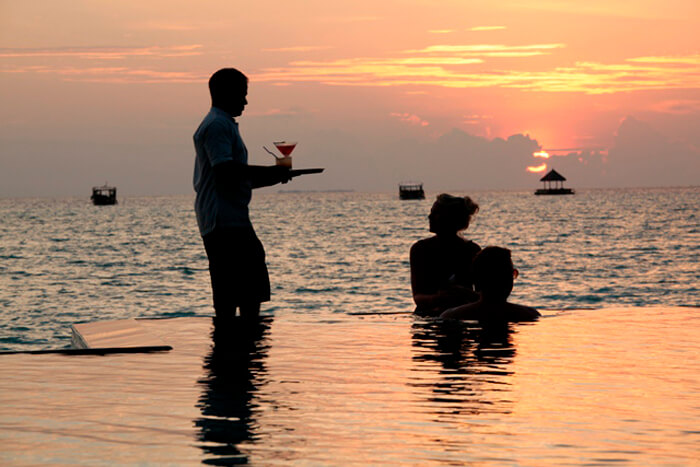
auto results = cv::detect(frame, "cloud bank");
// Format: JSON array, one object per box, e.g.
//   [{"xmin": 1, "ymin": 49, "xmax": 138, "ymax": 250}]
[
  {"xmin": 282, "ymin": 116, "xmax": 698, "ymax": 193},
  {"xmin": 252, "ymin": 51, "xmax": 700, "ymax": 94}
]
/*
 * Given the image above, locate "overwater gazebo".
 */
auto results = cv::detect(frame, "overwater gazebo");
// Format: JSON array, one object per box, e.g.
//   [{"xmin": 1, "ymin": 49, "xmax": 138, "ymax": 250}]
[{"xmin": 535, "ymin": 169, "xmax": 574, "ymax": 195}]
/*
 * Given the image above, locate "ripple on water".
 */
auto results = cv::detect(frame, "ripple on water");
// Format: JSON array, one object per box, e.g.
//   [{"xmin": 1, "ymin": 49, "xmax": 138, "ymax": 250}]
[{"xmin": 0, "ymin": 189, "xmax": 698, "ymax": 351}]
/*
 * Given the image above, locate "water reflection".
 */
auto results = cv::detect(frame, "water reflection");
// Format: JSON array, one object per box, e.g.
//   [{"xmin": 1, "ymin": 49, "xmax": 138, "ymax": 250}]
[
  {"xmin": 410, "ymin": 318, "xmax": 516, "ymax": 416},
  {"xmin": 195, "ymin": 316, "xmax": 272, "ymax": 465}
]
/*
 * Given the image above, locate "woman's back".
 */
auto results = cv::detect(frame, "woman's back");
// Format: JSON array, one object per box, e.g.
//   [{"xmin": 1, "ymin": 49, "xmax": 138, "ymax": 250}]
[{"xmin": 410, "ymin": 235, "xmax": 480, "ymax": 315}]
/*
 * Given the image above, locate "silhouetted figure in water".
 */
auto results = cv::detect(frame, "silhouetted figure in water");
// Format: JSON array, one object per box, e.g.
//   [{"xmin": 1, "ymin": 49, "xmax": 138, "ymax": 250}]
[
  {"xmin": 441, "ymin": 246, "xmax": 540, "ymax": 322},
  {"xmin": 195, "ymin": 316, "xmax": 272, "ymax": 465},
  {"xmin": 194, "ymin": 68, "xmax": 291, "ymax": 322},
  {"xmin": 410, "ymin": 194, "xmax": 481, "ymax": 316}
]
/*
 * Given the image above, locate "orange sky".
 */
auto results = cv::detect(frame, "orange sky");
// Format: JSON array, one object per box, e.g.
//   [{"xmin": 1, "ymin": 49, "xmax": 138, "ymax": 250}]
[{"xmin": 1, "ymin": 0, "xmax": 699, "ymax": 195}]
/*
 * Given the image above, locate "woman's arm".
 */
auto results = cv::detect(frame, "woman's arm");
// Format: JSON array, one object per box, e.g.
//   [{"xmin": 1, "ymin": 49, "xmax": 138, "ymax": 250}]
[
  {"xmin": 410, "ymin": 242, "xmax": 436, "ymax": 309},
  {"xmin": 440, "ymin": 302, "xmax": 478, "ymax": 320}
]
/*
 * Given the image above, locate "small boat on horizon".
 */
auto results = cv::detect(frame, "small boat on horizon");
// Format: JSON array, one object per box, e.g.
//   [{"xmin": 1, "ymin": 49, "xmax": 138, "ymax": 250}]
[
  {"xmin": 91, "ymin": 184, "xmax": 117, "ymax": 205},
  {"xmin": 399, "ymin": 182, "xmax": 425, "ymax": 200}
]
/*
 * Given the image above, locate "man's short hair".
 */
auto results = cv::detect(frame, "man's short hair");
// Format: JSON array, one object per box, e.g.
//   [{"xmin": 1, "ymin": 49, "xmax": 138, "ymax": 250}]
[
  {"xmin": 473, "ymin": 246, "xmax": 514, "ymax": 299},
  {"xmin": 209, "ymin": 68, "xmax": 248, "ymax": 101}
]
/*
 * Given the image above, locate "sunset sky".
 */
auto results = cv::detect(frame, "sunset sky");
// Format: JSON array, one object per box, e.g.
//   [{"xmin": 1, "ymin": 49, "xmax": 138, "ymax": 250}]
[{"xmin": 1, "ymin": 0, "xmax": 699, "ymax": 196}]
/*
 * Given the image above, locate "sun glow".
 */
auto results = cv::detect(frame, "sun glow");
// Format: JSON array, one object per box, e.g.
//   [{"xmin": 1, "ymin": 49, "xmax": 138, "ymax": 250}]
[
  {"xmin": 527, "ymin": 163, "xmax": 548, "ymax": 173},
  {"xmin": 246, "ymin": 48, "xmax": 700, "ymax": 95},
  {"xmin": 533, "ymin": 151, "xmax": 551, "ymax": 159}
]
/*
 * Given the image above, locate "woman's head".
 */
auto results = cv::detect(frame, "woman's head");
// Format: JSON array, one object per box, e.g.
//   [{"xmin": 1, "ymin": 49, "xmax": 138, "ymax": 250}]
[{"xmin": 429, "ymin": 194, "xmax": 479, "ymax": 235}]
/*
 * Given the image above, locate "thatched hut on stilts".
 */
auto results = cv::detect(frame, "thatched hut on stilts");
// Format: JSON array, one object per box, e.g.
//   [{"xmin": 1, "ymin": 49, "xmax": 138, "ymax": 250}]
[{"xmin": 535, "ymin": 169, "xmax": 574, "ymax": 195}]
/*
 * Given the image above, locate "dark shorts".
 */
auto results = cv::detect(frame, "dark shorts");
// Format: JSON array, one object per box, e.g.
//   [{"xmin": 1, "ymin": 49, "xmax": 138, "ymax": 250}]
[{"xmin": 202, "ymin": 225, "xmax": 271, "ymax": 312}]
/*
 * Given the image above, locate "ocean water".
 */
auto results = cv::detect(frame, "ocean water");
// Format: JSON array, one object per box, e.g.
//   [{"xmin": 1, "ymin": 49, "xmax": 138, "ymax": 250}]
[
  {"xmin": 0, "ymin": 187, "xmax": 698, "ymax": 351},
  {"xmin": 1, "ymin": 188, "xmax": 699, "ymax": 465}
]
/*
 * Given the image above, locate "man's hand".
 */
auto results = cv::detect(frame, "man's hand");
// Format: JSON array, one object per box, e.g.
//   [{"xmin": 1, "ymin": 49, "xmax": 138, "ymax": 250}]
[
  {"xmin": 250, "ymin": 165, "xmax": 291, "ymax": 188},
  {"xmin": 272, "ymin": 165, "xmax": 292, "ymax": 184},
  {"xmin": 213, "ymin": 161, "xmax": 293, "ymax": 189}
]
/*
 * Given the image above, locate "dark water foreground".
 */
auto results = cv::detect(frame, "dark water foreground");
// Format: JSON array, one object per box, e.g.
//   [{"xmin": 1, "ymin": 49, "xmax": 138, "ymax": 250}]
[{"xmin": 0, "ymin": 307, "xmax": 698, "ymax": 465}]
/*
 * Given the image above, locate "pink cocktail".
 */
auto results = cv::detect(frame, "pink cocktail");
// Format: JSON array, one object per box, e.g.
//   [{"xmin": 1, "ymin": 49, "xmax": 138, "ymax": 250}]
[{"xmin": 274, "ymin": 141, "xmax": 297, "ymax": 157}]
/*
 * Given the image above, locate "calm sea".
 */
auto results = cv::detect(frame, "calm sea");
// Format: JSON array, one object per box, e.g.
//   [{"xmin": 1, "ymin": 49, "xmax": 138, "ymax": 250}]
[
  {"xmin": 1, "ymin": 188, "xmax": 699, "ymax": 465},
  {"xmin": 0, "ymin": 187, "xmax": 698, "ymax": 351}
]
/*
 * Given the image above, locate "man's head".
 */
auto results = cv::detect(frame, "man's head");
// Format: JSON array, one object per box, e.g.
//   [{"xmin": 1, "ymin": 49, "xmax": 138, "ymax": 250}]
[
  {"xmin": 209, "ymin": 68, "xmax": 248, "ymax": 117},
  {"xmin": 429, "ymin": 193, "xmax": 479, "ymax": 235},
  {"xmin": 473, "ymin": 246, "xmax": 518, "ymax": 301}
]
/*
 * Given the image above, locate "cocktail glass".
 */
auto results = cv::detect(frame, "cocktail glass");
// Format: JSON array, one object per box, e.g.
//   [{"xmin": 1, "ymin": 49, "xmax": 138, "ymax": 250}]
[{"xmin": 273, "ymin": 141, "xmax": 296, "ymax": 168}]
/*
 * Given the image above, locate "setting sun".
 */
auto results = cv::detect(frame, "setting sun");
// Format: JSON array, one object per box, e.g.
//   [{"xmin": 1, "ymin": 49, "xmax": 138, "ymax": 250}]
[
  {"xmin": 527, "ymin": 163, "xmax": 548, "ymax": 173},
  {"xmin": 0, "ymin": 0, "xmax": 698, "ymax": 195}
]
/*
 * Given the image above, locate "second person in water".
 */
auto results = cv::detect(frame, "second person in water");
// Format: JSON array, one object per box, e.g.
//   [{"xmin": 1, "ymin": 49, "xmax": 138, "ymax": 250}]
[{"xmin": 410, "ymin": 194, "xmax": 481, "ymax": 316}]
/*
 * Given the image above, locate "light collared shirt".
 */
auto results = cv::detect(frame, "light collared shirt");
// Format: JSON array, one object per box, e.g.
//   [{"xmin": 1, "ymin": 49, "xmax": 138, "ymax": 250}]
[{"xmin": 193, "ymin": 107, "xmax": 252, "ymax": 236}]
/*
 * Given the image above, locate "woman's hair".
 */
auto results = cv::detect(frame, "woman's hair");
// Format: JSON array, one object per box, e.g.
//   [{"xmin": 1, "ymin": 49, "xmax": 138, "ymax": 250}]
[
  {"xmin": 208, "ymin": 68, "xmax": 248, "ymax": 103},
  {"xmin": 429, "ymin": 193, "xmax": 479, "ymax": 234},
  {"xmin": 473, "ymin": 246, "xmax": 514, "ymax": 299}
]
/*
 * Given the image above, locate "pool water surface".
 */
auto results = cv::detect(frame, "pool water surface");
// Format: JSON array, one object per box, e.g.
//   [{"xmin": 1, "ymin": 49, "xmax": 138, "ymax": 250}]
[{"xmin": 1, "ymin": 306, "xmax": 698, "ymax": 465}]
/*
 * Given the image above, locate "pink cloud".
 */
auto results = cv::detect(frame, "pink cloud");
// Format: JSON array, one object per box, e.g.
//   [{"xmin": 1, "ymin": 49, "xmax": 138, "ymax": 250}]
[
  {"xmin": 470, "ymin": 26, "xmax": 507, "ymax": 31},
  {"xmin": 1, "ymin": 65, "xmax": 205, "ymax": 83},
  {"xmin": 0, "ymin": 45, "xmax": 202, "ymax": 60},
  {"xmin": 262, "ymin": 46, "xmax": 333, "ymax": 53},
  {"xmin": 390, "ymin": 112, "xmax": 430, "ymax": 126}
]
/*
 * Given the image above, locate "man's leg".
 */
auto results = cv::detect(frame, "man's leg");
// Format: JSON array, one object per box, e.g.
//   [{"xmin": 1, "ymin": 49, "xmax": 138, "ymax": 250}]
[
  {"xmin": 204, "ymin": 226, "xmax": 268, "ymax": 322},
  {"xmin": 239, "ymin": 303, "xmax": 261, "ymax": 320},
  {"xmin": 203, "ymin": 229, "xmax": 236, "ymax": 319}
]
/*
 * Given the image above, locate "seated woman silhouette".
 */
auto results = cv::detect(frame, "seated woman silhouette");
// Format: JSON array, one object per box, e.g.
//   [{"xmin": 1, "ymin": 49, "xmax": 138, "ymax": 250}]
[
  {"xmin": 440, "ymin": 246, "xmax": 540, "ymax": 322},
  {"xmin": 410, "ymin": 194, "xmax": 481, "ymax": 316}
]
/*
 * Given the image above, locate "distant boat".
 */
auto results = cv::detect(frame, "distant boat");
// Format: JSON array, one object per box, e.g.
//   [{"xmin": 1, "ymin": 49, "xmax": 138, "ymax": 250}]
[
  {"xmin": 91, "ymin": 185, "xmax": 117, "ymax": 205},
  {"xmin": 399, "ymin": 182, "xmax": 425, "ymax": 200},
  {"xmin": 535, "ymin": 169, "xmax": 574, "ymax": 195}
]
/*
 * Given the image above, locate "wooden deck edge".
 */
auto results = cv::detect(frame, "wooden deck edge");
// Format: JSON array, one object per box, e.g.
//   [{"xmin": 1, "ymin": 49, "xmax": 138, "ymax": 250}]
[
  {"xmin": 70, "ymin": 318, "xmax": 170, "ymax": 350},
  {"xmin": 71, "ymin": 324, "xmax": 90, "ymax": 349},
  {"xmin": 0, "ymin": 346, "xmax": 172, "ymax": 356}
]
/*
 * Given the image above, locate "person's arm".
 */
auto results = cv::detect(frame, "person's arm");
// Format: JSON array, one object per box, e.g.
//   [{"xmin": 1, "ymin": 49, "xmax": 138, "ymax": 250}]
[
  {"xmin": 440, "ymin": 302, "xmax": 479, "ymax": 320},
  {"xmin": 412, "ymin": 289, "xmax": 461, "ymax": 312},
  {"xmin": 506, "ymin": 303, "xmax": 541, "ymax": 322},
  {"xmin": 213, "ymin": 161, "xmax": 290, "ymax": 197},
  {"xmin": 410, "ymin": 242, "xmax": 478, "ymax": 311},
  {"xmin": 445, "ymin": 302, "xmax": 539, "ymax": 322},
  {"xmin": 204, "ymin": 119, "xmax": 291, "ymax": 194},
  {"xmin": 410, "ymin": 242, "xmax": 441, "ymax": 310},
  {"xmin": 247, "ymin": 164, "xmax": 291, "ymax": 188}
]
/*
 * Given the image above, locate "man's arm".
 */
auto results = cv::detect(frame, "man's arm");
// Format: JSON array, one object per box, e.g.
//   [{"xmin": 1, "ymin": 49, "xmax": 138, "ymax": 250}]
[
  {"xmin": 505, "ymin": 303, "xmax": 541, "ymax": 322},
  {"xmin": 213, "ymin": 161, "xmax": 291, "ymax": 196},
  {"xmin": 247, "ymin": 164, "xmax": 292, "ymax": 188}
]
